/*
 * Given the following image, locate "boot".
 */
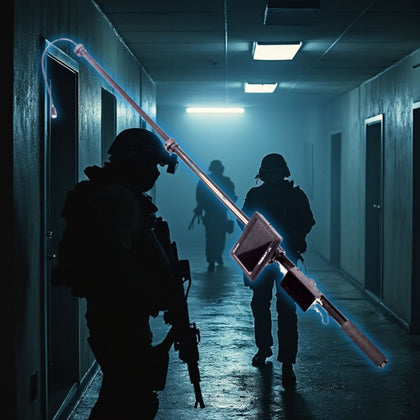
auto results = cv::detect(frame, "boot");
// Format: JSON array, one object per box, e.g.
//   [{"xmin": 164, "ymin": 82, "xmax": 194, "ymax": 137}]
[
  {"xmin": 281, "ymin": 362, "xmax": 296, "ymax": 387},
  {"xmin": 251, "ymin": 348, "xmax": 273, "ymax": 366}
]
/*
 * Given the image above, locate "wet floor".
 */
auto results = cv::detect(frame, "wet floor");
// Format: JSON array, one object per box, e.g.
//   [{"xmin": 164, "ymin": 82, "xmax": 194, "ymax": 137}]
[{"xmin": 68, "ymin": 246, "xmax": 420, "ymax": 420}]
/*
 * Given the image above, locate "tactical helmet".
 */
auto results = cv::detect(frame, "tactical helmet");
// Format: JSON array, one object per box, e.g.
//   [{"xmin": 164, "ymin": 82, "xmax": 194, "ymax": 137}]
[
  {"xmin": 256, "ymin": 153, "xmax": 290, "ymax": 179},
  {"xmin": 107, "ymin": 128, "xmax": 178, "ymax": 173},
  {"xmin": 209, "ymin": 160, "xmax": 224, "ymax": 174}
]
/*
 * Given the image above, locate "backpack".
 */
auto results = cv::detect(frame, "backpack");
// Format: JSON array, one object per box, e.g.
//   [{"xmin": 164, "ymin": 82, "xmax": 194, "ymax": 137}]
[
  {"xmin": 243, "ymin": 181, "xmax": 315, "ymax": 255},
  {"xmin": 52, "ymin": 180, "xmax": 99, "ymax": 297},
  {"xmin": 287, "ymin": 185, "xmax": 316, "ymax": 254}
]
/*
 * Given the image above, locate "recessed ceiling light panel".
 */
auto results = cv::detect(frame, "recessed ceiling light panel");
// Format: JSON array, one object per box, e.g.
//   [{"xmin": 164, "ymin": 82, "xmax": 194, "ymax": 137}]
[
  {"xmin": 244, "ymin": 82, "xmax": 278, "ymax": 93},
  {"xmin": 252, "ymin": 42, "xmax": 302, "ymax": 60},
  {"xmin": 186, "ymin": 107, "xmax": 245, "ymax": 114}
]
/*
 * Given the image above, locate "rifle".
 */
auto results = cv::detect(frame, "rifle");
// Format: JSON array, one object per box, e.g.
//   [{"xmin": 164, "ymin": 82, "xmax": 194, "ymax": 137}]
[
  {"xmin": 153, "ymin": 218, "xmax": 205, "ymax": 408},
  {"xmin": 42, "ymin": 39, "xmax": 388, "ymax": 369},
  {"xmin": 188, "ymin": 208, "xmax": 204, "ymax": 230},
  {"xmin": 188, "ymin": 213, "xmax": 198, "ymax": 230}
]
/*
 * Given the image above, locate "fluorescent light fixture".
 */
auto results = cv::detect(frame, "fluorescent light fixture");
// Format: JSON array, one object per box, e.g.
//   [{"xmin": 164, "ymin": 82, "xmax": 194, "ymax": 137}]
[
  {"xmin": 186, "ymin": 107, "xmax": 244, "ymax": 114},
  {"xmin": 252, "ymin": 42, "xmax": 302, "ymax": 60},
  {"xmin": 244, "ymin": 82, "xmax": 278, "ymax": 93}
]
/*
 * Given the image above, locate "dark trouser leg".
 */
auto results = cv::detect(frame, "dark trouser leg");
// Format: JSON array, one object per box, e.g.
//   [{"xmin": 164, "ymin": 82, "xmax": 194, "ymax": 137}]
[
  {"xmin": 89, "ymin": 370, "xmax": 159, "ymax": 420},
  {"xmin": 205, "ymin": 225, "xmax": 226, "ymax": 264},
  {"xmin": 205, "ymin": 226, "xmax": 214, "ymax": 264},
  {"xmin": 251, "ymin": 277, "xmax": 274, "ymax": 350},
  {"xmin": 87, "ymin": 316, "xmax": 158, "ymax": 420},
  {"xmin": 276, "ymin": 287, "xmax": 298, "ymax": 364}
]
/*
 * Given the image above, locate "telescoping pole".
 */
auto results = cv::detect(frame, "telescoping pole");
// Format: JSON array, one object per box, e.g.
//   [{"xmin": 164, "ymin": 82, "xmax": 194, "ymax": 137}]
[{"xmin": 46, "ymin": 41, "xmax": 387, "ymax": 369}]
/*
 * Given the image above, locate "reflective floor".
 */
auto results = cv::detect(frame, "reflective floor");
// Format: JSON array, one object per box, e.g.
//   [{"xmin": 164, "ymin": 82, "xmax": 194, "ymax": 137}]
[{"xmin": 68, "ymin": 246, "xmax": 420, "ymax": 420}]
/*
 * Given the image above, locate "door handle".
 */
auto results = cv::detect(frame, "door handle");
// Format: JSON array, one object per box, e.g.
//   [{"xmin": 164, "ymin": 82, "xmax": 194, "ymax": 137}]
[{"xmin": 47, "ymin": 254, "xmax": 57, "ymax": 261}]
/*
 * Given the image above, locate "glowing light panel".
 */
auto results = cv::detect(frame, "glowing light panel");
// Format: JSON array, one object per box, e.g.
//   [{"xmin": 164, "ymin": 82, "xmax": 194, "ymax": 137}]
[
  {"xmin": 244, "ymin": 82, "xmax": 278, "ymax": 93},
  {"xmin": 186, "ymin": 107, "xmax": 245, "ymax": 114},
  {"xmin": 252, "ymin": 42, "xmax": 302, "ymax": 60}
]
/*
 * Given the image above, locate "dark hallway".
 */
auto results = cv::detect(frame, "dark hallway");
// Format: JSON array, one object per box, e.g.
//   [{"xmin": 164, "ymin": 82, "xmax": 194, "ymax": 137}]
[
  {"xmin": 68, "ymin": 246, "xmax": 420, "ymax": 420},
  {"xmin": 6, "ymin": 1, "xmax": 420, "ymax": 419}
]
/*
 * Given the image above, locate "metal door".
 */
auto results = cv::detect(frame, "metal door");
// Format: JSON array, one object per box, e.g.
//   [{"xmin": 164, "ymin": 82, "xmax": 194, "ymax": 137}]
[
  {"xmin": 330, "ymin": 132, "xmax": 342, "ymax": 266},
  {"xmin": 365, "ymin": 115, "xmax": 384, "ymax": 298},
  {"xmin": 411, "ymin": 104, "xmax": 420, "ymax": 333},
  {"xmin": 43, "ymin": 45, "xmax": 79, "ymax": 419},
  {"xmin": 101, "ymin": 88, "xmax": 117, "ymax": 165}
]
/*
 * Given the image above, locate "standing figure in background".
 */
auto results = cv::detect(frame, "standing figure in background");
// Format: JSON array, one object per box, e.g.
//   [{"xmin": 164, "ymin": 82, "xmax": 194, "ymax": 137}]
[
  {"xmin": 241, "ymin": 153, "xmax": 315, "ymax": 387},
  {"xmin": 193, "ymin": 160, "xmax": 237, "ymax": 272}
]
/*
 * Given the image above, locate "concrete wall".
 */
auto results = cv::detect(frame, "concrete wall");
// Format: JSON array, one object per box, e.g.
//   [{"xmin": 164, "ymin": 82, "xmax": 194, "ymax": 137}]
[
  {"xmin": 309, "ymin": 48, "xmax": 420, "ymax": 325},
  {"xmin": 11, "ymin": 1, "xmax": 153, "ymax": 418}
]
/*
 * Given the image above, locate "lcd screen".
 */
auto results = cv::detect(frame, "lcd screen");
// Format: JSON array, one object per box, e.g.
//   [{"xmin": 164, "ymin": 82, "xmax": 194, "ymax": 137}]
[{"xmin": 230, "ymin": 212, "xmax": 282, "ymax": 281}]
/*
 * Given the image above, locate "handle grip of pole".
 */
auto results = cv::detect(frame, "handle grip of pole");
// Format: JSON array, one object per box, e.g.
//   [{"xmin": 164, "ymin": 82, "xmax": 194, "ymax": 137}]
[{"xmin": 341, "ymin": 320, "xmax": 388, "ymax": 367}]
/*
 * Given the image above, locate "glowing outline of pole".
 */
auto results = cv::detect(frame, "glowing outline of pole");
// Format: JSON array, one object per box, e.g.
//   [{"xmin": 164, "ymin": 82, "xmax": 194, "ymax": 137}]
[{"xmin": 42, "ymin": 39, "xmax": 388, "ymax": 369}]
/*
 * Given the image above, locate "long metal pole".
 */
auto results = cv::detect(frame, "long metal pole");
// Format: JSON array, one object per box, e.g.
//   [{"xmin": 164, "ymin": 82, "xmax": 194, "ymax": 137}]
[{"xmin": 72, "ymin": 43, "xmax": 387, "ymax": 368}]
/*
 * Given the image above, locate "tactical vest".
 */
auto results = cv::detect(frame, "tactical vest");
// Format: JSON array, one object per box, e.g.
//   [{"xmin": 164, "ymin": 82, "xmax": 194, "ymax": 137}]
[{"xmin": 53, "ymin": 180, "xmax": 174, "ymax": 313}]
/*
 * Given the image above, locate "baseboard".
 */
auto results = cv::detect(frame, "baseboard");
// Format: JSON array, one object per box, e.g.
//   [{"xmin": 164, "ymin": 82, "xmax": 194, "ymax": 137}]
[
  {"xmin": 311, "ymin": 249, "xmax": 410, "ymax": 333},
  {"xmin": 53, "ymin": 361, "xmax": 99, "ymax": 420}
]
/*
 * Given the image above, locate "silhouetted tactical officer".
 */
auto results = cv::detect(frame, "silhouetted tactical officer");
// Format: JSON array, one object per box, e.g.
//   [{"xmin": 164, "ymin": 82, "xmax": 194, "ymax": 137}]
[
  {"xmin": 55, "ymin": 128, "xmax": 178, "ymax": 419},
  {"xmin": 241, "ymin": 153, "xmax": 315, "ymax": 387},
  {"xmin": 194, "ymin": 160, "xmax": 237, "ymax": 271}
]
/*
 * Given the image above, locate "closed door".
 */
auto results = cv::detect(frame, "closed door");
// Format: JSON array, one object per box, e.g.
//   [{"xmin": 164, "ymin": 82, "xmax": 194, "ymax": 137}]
[
  {"xmin": 365, "ymin": 115, "xmax": 384, "ymax": 298},
  {"xmin": 411, "ymin": 105, "xmax": 420, "ymax": 333},
  {"xmin": 330, "ymin": 133, "xmax": 341, "ymax": 266},
  {"xmin": 44, "ymin": 51, "xmax": 79, "ymax": 419},
  {"xmin": 101, "ymin": 88, "xmax": 117, "ymax": 165}
]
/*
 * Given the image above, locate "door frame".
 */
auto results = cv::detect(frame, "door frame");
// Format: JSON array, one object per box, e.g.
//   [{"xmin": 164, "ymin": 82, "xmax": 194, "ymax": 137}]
[{"xmin": 41, "ymin": 39, "xmax": 80, "ymax": 419}]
